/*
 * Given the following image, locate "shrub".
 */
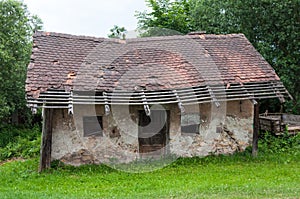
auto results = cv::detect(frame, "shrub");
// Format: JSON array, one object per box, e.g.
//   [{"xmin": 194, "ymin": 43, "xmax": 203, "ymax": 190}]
[
  {"xmin": 0, "ymin": 125, "xmax": 41, "ymax": 161},
  {"xmin": 259, "ymin": 130, "xmax": 300, "ymax": 154}
]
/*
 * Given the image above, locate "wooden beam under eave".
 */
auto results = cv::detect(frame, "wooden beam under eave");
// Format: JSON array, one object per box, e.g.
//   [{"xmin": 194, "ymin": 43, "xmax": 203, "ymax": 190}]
[
  {"xmin": 252, "ymin": 101, "xmax": 259, "ymax": 157},
  {"xmin": 39, "ymin": 108, "xmax": 53, "ymax": 172}
]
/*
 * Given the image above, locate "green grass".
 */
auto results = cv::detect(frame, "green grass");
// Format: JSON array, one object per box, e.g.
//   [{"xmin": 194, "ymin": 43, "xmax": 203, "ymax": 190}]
[
  {"xmin": 0, "ymin": 151, "xmax": 299, "ymax": 199},
  {"xmin": 0, "ymin": 131, "xmax": 299, "ymax": 198}
]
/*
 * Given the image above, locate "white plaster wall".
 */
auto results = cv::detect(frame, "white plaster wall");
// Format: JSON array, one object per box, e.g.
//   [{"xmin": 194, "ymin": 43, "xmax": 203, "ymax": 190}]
[
  {"xmin": 51, "ymin": 100, "xmax": 253, "ymax": 165},
  {"xmin": 169, "ymin": 101, "xmax": 253, "ymax": 157},
  {"xmin": 52, "ymin": 105, "xmax": 140, "ymax": 165}
]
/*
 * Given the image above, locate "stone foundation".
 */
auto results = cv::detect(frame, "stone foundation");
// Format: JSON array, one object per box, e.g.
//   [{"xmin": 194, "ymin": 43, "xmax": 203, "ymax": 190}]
[{"xmin": 51, "ymin": 100, "xmax": 253, "ymax": 166}]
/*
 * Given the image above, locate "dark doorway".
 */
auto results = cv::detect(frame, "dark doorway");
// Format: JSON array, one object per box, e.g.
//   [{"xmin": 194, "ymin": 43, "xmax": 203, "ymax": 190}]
[{"xmin": 138, "ymin": 110, "xmax": 170, "ymax": 156}]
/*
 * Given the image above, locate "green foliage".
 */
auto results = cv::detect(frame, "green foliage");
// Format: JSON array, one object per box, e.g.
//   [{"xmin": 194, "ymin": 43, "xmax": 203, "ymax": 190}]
[
  {"xmin": 190, "ymin": 0, "xmax": 300, "ymax": 113},
  {"xmin": 0, "ymin": 125, "xmax": 41, "ymax": 161},
  {"xmin": 284, "ymin": 99, "xmax": 300, "ymax": 114},
  {"xmin": 108, "ymin": 25, "xmax": 127, "ymax": 39},
  {"xmin": 136, "ymin": 0, "xmax": 192, "ymax": 36},
  {"xmin": 0, "ymin": 0, "xmax": 42, "ymax": 122},
  {"xmin": 259, "ymin": 131, "xmax": 300, "ymax": 154},
  {"xmin": 0, "ymin": 136, "xmax": 41, "ymax": 161}
]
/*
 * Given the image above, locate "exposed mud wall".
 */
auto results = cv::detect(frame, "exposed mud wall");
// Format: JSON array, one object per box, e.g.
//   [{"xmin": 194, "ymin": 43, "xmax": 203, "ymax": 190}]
[
  {"xmin": 169, "ymin": 100, "xmax": 253, "ymax": 157},
  {"xmin": 52, "ymin": 104, "xmax": 176, "ymax": 165},
  {"xmin": 52, "ymin": 105, "xmax": 140, "ymax": 165},
  {"xmin": 51, "ymin": 100, "xmax": 253, "ymax": 165}
]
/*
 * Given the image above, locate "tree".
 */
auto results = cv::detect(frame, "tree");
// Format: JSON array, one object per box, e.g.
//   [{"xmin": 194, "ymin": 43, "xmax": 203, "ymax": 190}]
[
  {"xmin": 190, "ymin": 0, "xmax": 300, "ymax": 113},
  {"xmin": 108, "ymin": 25, "xmax": 127, "ymax": 39},
  {"xmin": 137, "ymin": 0, "xmax": 300, "ymax": 113},
  {"xmin": 0, "ymin": 0, "xmax": 42, "ymax": 124},
  {"xmin": 136, "ymin": 0, "xmax": 191, "ymax": 36}
]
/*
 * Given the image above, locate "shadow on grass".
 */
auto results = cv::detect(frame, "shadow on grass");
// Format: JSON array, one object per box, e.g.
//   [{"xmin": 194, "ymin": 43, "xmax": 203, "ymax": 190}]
[{"xmin": 45, "ymin": 142, "xmax": 299, "ymax": 175}]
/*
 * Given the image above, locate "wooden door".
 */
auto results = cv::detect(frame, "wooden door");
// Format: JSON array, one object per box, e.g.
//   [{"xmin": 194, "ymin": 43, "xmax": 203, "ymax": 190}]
[{"xmin": 138, "ymin": 110, "xmax": 169, "ymax": 155}]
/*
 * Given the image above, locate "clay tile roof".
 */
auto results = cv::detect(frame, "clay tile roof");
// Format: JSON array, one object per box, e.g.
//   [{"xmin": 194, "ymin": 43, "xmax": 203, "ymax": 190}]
[{"xmin": 26, "ymin": 31, "xmax": 280, "ymax": 98}]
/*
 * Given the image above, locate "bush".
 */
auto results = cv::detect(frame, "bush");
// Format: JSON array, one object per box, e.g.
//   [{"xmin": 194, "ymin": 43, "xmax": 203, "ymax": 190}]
[
  {"xmin": 0, "ymin": 125, "xmax": 41, "ymax": 161},
  {"xmin": 259, "ymin": 130, "xmax": 300, "ymax": 154},
  {"xmin": 0, "ymin": 124, "xmax": 41, "ymax": 147}
]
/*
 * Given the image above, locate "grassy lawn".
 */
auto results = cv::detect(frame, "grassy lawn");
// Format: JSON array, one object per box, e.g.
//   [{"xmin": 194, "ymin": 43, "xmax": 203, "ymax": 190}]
[{"xmin": 0, "ymin": 151, "xmax": 299, "ymax": 199}]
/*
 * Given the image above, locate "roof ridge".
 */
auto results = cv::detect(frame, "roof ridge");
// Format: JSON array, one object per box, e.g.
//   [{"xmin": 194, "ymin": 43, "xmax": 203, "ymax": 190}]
[
  {"xmin": 204, "ymin": 33, "xmax": 245, "ymax": 37},
  {"xmin": 192, "ymin": 33, "xmax": 246, "ymax": 39},
  {"xmin": 34, "ymin": 31, "xmax": 246, "ymax": 43},
  {"xmin": 34, "ymin": 31, "xmax": 105, "ymax": 42}
]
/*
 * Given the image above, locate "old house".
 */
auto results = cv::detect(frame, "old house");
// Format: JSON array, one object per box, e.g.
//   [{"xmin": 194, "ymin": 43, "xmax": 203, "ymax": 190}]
[{"xmin": 26, "ymin": 31, "xmax": 291, "ymax": 171}]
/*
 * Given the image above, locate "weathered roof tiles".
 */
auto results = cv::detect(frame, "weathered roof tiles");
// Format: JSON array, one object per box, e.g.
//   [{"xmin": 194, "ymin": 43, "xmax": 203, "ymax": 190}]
[{"xmin": 26, "ymin": 31, "xmax": 280, "ymax": 98}]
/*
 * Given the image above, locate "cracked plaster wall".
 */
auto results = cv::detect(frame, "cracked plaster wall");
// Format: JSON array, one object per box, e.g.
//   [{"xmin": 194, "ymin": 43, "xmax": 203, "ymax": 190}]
[{"xmin": 51, "ymin": 100, "xmax": 253, "ymax": 165}]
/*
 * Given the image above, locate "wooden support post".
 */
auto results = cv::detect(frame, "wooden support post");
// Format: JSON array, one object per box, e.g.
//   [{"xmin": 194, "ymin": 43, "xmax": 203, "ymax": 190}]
[
  {"xmin": 39, "ymin": 108, "xmax": 53, "ymax": 172},
  {"xmin": 252, "ymin": 101, "xmax": 259, "ymax": 157}
]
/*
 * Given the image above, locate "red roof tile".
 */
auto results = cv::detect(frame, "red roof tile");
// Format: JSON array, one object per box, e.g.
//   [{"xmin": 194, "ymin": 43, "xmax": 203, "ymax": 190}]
[{"xmin": 26, "ymin": 31, "xmax": 280, "ymax": 98}]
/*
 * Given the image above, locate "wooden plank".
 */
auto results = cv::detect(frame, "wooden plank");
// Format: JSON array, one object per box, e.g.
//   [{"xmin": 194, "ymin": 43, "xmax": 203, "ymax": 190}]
[
  {"xmin": 39, "ymin": 108, "xmax": 53, "ymax": 172},
  {"xmin": 252, "ymin": 101, "xmax": 259, "ymax": 157},
  {"xmin": 287, "ymin": 126, "xmax": 300, "ymax": 135},
  {"xmin": 283, "ymin": 114, "xmax": 300, "ymax": 125},
  {"xmin": 259, "ymin": 113, "xmax": 282, "ymax": 134}
]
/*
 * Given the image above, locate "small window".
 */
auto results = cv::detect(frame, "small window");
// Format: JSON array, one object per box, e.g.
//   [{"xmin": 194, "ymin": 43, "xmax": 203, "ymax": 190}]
[
  {"xmin": 181, "ymin": 113, "xmax": 200, "ymax": 135},
  {"xmin": 83, "ymin": 116, "xmax": 103, "ymax": 137}
]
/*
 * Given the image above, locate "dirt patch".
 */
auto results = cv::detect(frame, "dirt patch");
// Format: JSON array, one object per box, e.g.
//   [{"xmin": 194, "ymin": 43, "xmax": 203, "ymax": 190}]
[{"xmin": 0, "ymin": 157, "xmax": 26, "ymax": 166}]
